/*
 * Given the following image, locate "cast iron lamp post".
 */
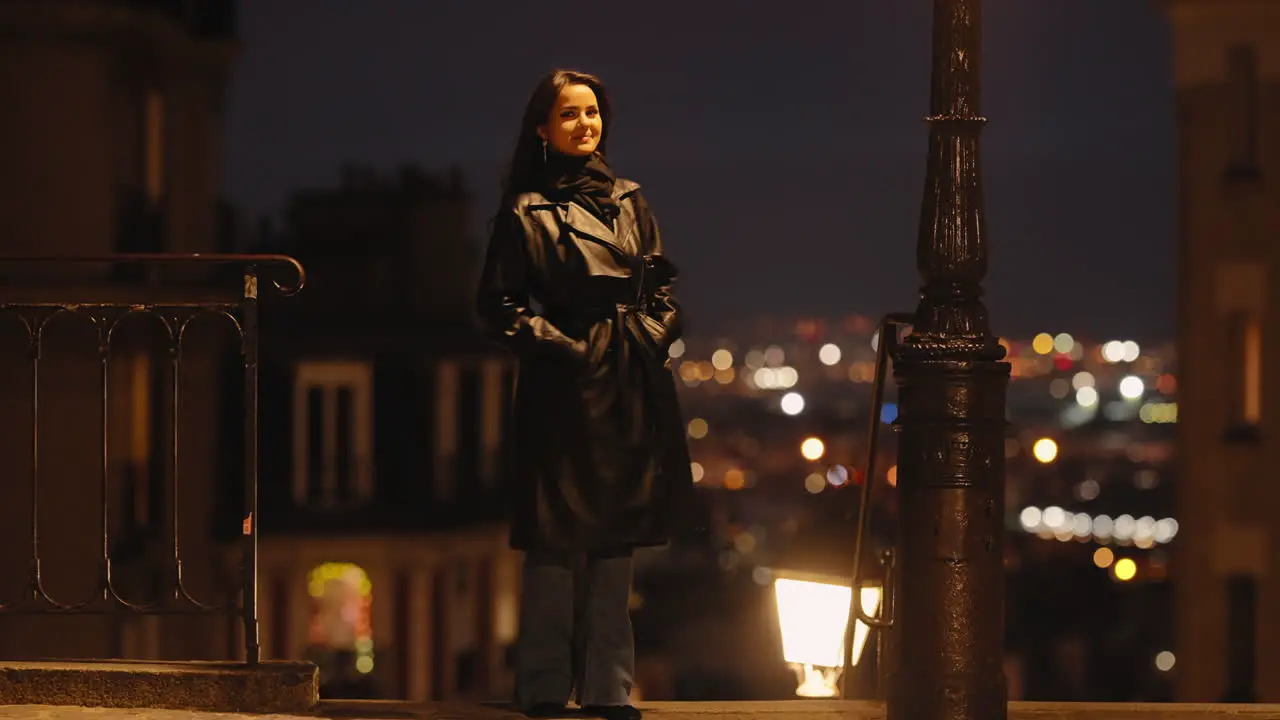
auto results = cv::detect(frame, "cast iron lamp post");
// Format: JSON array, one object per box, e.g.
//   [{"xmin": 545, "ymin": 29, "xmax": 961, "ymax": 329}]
[{"xmin": 888, "ymin": 1, "xmax": 1010, "ymax": 720}]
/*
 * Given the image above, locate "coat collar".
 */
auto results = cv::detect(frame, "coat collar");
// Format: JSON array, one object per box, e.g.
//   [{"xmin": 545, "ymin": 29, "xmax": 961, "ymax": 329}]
[{"xmin": 526, "ymin": 179, "xmax": 642, "ymax": 253}]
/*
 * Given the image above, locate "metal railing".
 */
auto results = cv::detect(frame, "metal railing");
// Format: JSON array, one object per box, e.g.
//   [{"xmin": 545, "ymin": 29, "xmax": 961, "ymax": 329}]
[
  {"xmin": 842, "ymin": 311, "xmax": 911, "ymax": 699},
  {"xmin": 0, "ymin": 253, "xmax": 304, "ymax": 664}
]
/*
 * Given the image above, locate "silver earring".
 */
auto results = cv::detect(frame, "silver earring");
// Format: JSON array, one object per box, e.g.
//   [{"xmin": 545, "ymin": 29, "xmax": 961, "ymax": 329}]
[{"xmin": 541, "ymin": 139, "xmax": 547, "ymax": 162}]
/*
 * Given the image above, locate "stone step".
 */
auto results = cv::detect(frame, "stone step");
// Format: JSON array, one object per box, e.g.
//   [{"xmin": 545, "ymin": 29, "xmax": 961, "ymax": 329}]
[{"xmin": 0, "ymin": 660, "xmax": 317, "ymax": 714}]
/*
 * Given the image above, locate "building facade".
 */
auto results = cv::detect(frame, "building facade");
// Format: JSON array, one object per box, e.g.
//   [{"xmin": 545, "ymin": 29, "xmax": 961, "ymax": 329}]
[
  {"xmin": 0, "ymin": 1, "xmax": 520, "ymax": 703},
  {"xmin": 1166, "ymin": 0, "xmax": 1280, "ymax": 702},
  {"xmin": 252, "ymin": 166, "xmax": 519, "ymax": 701},
  {"xmin": 0, "ymin": 0, "xmax": 239, "ymax": 661}
]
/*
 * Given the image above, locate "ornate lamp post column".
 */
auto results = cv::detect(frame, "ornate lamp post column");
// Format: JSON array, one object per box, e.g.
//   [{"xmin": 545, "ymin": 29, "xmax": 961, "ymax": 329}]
[{"xmin": 888, "ymin": 1, "xmax": 1009, "ymax": 720}]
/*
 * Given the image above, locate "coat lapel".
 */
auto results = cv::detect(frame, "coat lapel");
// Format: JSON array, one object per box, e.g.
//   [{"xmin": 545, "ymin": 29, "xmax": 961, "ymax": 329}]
[
  {"xmin": 535, "ymin": 180, "xmax": 644, "ymax": 278},
  {"xmin": 554, "ymin": 202, "xmax": 634, "ymax": 278},
  {"xmin": 556, "ymin": 202, "xmax": 620, "ymax": 250}
]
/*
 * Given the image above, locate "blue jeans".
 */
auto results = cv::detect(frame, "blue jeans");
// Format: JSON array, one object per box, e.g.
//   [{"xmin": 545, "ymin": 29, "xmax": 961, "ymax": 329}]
[{"xmin": 514, "ymin": 549, "xmax": 635, "ymax": 708}]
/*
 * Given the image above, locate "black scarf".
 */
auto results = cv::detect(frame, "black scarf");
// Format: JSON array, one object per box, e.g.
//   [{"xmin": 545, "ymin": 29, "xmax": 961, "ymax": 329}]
[{"xmin": 542, "ymin": 151, "xmax": 619, "ymax": 225}]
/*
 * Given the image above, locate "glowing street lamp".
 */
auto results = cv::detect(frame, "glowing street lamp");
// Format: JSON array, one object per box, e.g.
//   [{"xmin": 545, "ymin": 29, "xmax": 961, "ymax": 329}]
[{"xmin": 773, "ymin": 570, "xmax": 883, "ymax": 698}]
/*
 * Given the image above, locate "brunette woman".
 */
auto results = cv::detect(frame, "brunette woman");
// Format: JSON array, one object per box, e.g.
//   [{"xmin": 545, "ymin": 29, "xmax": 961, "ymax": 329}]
[{"xmin": 476, "ymin": 69, "xmax": 693, "ymax": 720}]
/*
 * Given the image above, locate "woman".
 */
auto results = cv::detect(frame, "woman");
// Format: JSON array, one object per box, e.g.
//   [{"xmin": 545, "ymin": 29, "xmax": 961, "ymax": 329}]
[{"xmin": 476, "ymin": 69, "xmax": 694, "ymax": 720}]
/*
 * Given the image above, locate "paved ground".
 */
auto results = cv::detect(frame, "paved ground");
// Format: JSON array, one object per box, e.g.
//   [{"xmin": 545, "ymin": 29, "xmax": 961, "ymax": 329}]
[
  {"xmin": 0, "ymin": 703, "xmax": 874, "ymax": 720},
  {"xmin": 1, "ymin": 702, "xmax": 1280, "ymax": 720}
]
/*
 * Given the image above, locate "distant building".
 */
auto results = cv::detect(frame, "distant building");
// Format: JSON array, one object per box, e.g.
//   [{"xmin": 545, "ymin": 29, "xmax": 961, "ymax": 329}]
[
  {"xmin": 0, "ymin": 0, "xmax": 519, "ymax": 704},
  {"xmin": 1165, "ymin": 0, "xmax": 1279, "ymax": 702},
  {"xmin": 0, "ymin": 0, "xmax": 240, "ymax": 662},
  {"xmin": 253, "ymin": 165, "xmax": 518, "ymax": 702}
]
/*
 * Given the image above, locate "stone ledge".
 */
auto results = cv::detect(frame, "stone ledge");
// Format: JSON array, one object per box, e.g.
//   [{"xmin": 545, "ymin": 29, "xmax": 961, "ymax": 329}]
[
  {"xmin": 0, "ymin": 700, "xmax": 1277, "ymax": 720},
  {"xmin": 317, "ymin": 701, "xmax": 1280, "ymax": 719},
  {"xmin": 0, "ymin": 660, "xmax": 317, "ymax": 714}
]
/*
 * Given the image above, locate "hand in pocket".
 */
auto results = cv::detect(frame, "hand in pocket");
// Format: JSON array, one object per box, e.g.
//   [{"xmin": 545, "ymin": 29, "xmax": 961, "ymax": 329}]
[
  {"xmin": 571, "ymin": 322, "xmax": 606, "ymax": 371},
  {"xmin": 638, "ymin": 313, "xmax": 667, "ymax": 354}
]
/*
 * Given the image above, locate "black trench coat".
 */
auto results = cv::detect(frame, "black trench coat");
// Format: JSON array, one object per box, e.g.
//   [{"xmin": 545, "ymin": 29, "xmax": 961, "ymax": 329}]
[{"xmin": 476, "ymin": 178, "xmax": 694, "ymax": 552}]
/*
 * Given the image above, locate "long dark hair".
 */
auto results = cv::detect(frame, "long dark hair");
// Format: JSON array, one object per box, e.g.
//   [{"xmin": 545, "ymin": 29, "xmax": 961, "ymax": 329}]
[{"xmin": 496, "ymin": 69, "xmax": 613, "ymax": 214}]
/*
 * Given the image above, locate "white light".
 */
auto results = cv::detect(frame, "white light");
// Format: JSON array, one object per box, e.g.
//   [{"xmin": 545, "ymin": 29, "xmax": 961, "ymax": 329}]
[
  {"xmin": 781, "ymin": 392, "xmax": 805, "ymax": 416},
  {"xmin": 668, "ymin": 339, "xmax": 686, "ymax": 359},
  {"xmin": 818, "ymin": 343, "xmax": 842, "ymax": 366},
  {"xmin": 776, "ymin": 366, "xmax": 800, "ymax": 389},
  {"xmin": 1122, "ymin": 340, "xmax": 1141, "ymax": 363},
  {"xmin": 1033, "ymin": 438, "xmax": 1059, "ymax": 463},
  {"xmin": 1075, "ymin": 386, "xmax": 1099, "ymax": 407},
  {"xmin": 826, "ymin": 465, "xmax": 850, "ymax": 487},
  {"xmin": 755, "ymin": 367, "xmax": 777, "ymax": 389},
  {"xmin": 711, "ymin": 348, "xmax": 734, "ymax": 370},
  {"xmin": 1119, "ymin": 375, "xmax": 1145, "ymax": 400},
  {"xmin": 1019, "ymin": 506, "xmax": 1043, "ymax": 531},
  {"xmin": 1042, "ymin": 506, "xmax": 1067, "ymax": 531},
  {"xmin": 1134, "ymin": 516, "xmax": 1156, "ymax": 543},
  {"xmin": 1154, "ymin": 518, "xmax": 1179, "ymax": 544},
  {"xmin": 1093, "ymin": 515, "xmax": 1114, "ymax": 540},
  {"xmin": 1155, "ymin": 651, "xmax": 1176, "ymax": 672},
  {"xmin": 1072, "ymin": 514, "xmax": 1093, "ymax": 538},
  {"xmin": 1114, "ymin": 514, "xmax": 1136, "ymax": 541},
  {"xmin": 1054, "ymin": 333, "xmax": 1075, "ymax": 354},
  {"xmin": 801, "ymin": 437, "xmax": 826, "ymax": 461},
  {"xmin": 774, "ymin": 576, "xmax": 882, "ymax": 698},
  {"xmin": 1072, "ymin": 371, "xmax": 1096, "ymax": 390},
  {"xmin": 1102, "ymin": 341, "xmax": 1126, "ymax": 363}
]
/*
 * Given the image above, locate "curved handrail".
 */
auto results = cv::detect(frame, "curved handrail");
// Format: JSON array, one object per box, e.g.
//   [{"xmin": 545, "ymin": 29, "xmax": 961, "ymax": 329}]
[
  {"xmin": 0, "ymin": 253, "xmax": 307, "ymax": 295},
  {"xmin": 841, "ymin": 312, "xmax": 913, "ymax": 699}
]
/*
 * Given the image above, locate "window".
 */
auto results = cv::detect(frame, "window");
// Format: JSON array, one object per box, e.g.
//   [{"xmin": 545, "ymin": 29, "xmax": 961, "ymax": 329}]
[
  {"xmin": 1227, "ymin": 311, "xmax": 1263, "ymax": 430},
  {"xmin": 1224, "ymin": 575, "xmax": 1258, "ymax": 701},
  {"xmin": 434, "ymin": 358, "xmax": 511, "ymax": 501},
  {"xmin": 122, "ymin": 351, "xmax": 165, "ymax": 534},
  {"xmin": 434, "ymin": 361, "xmax": 460, "ymax": 502},
  {"xmin": 127, "ymin": 352, "xmax": 152, "ymax": 530},
  {"xmin": 1216, "ymin": 262, "xmax": 1265, "ymax": 439},
  {"xmin": 430, "ymin": 567, "xmax": 449, "ymax": 700},
  {"xmin": 479, "ymin": 359, "xmax": 507, "ymax": 488},
  {"xmin": 292, "ymin": 361, "xmax": 374, "ymax": 506},
  {"xmin": 144, "ymin": 90, "xmax": 166, "ymax": 204},
  {"xmin": 335, "ymin": 386, "xmax": 355, "ymax": 503},
  {"xmin": 457, "ymin": 367, "xmax": 481, "ymax": 495},
  {"xmin": 1226, "ymin": 45, "xmax": 1260, "ymax": 176}
]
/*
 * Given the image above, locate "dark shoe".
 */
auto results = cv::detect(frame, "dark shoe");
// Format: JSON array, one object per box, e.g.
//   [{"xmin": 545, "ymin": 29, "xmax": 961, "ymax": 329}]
[
  {"xmin": 523, "ymin": 702, "xmax": 569, "ymax": 718},
  {"xmin": 583, "ymin": 705, "xmax": 642, "ymax": 720}
]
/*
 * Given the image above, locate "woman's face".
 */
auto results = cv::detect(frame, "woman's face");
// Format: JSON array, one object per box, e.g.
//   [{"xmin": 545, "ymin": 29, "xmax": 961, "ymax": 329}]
[{"xmin": 538, "ymin": 83, "xmax": 603, "ymax": 157}]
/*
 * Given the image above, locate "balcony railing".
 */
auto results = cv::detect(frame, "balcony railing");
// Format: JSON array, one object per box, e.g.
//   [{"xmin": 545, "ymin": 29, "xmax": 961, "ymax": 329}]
[{"xmin": 0, "ymin": 253, "xmax": 304, "ymax": 664}]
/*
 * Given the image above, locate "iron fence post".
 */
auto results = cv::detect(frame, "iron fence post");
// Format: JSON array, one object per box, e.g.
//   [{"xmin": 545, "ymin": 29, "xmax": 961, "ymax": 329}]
[{"xmin": 241, "ymin": 266, "xmax": 261, "ymax": 665}]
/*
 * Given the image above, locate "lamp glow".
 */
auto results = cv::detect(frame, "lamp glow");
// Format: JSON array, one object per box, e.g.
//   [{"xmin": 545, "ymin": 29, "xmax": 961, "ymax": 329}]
[{"xmin": 774, "ymin": 574, "xmax": 883, "ymax": 698}]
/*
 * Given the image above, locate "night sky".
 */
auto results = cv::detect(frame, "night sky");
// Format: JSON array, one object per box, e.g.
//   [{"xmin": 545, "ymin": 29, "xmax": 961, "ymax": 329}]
[{"xmin": 223, "ymin": 1, "xmax": 1175, "ymax": 342}]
